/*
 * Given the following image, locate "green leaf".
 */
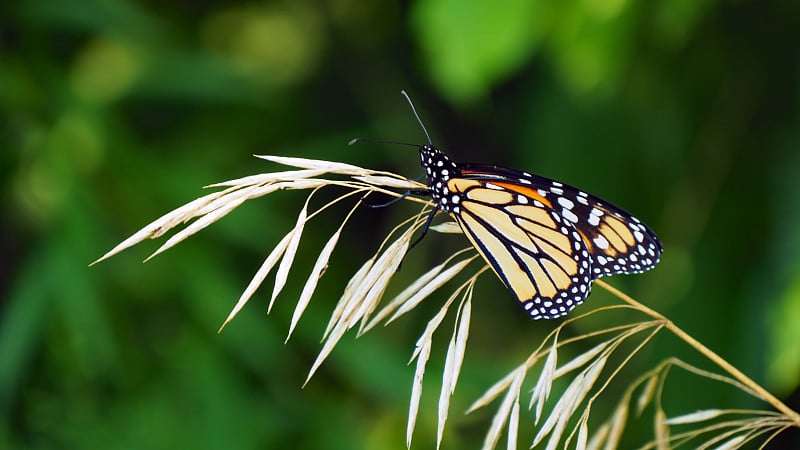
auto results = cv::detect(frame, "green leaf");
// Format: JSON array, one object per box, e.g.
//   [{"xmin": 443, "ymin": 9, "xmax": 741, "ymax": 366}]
[{"xmin": 411, "ymin": 0, "xmax": 542, "ymax": 104}]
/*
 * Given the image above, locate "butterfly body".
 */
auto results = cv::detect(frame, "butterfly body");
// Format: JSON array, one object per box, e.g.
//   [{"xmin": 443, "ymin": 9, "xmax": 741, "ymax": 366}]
[{"xmin": 419, "ymin": 145, "xmax": 662, "ymax": 320}]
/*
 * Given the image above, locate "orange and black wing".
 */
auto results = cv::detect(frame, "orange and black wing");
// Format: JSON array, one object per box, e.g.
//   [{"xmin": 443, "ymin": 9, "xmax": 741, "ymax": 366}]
[
  {"xmin": 448, "ymin": 164, "xmax": 662, "ymax": 319},
  {"xmin": 446, "ymin": 177, "xmax": 593, "ymax": 319}
]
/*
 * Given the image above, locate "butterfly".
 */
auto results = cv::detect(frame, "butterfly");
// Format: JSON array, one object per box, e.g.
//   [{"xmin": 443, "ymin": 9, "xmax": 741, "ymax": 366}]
[{"xmin": 418, "ymin": 145, "xmax": 663, "ymax": 320}]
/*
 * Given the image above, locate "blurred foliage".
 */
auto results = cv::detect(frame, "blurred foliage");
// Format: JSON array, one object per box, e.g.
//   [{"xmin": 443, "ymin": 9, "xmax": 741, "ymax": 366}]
[{"xmin": 1, "ymin": 0, "xmax": 800, "ymax": 448}]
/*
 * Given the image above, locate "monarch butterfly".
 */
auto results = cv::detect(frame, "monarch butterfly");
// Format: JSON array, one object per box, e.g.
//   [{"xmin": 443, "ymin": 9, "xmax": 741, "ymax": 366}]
[
  {"xmin": 419, "ymin": 145, "xmax": 662, "ymax": 319},
  {"xmin": 402, "ymin": 94, "xmax": 662, "ymax": 320}
]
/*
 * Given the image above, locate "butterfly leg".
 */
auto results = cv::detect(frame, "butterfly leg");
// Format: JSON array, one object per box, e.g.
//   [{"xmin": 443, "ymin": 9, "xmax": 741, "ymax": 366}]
[
  {"xmin": 396, "ymin": 206, "xmax": 439, "ymax": 272},
  {"xmin": 408, "ymin": 206, "xmax": 439, "ymax": 252}
]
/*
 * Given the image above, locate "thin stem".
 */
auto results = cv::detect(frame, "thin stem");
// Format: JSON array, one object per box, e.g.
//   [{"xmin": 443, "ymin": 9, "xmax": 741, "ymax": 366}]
[{"xmin": 596, "ymin": 279, "xmax": 800, "ymax": 426}]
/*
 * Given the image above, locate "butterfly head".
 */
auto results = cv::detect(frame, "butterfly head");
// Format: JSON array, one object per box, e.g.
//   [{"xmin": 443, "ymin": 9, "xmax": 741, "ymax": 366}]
[{"xmin": 419, "ymin": 145, "xmax": 459, "ymax": 207}]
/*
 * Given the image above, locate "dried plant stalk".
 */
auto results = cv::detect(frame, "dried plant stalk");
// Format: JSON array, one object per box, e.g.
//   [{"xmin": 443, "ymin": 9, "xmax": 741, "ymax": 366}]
[{"xmin": 95, "ymin": 154, "xmax": 800, "ymax": 450}]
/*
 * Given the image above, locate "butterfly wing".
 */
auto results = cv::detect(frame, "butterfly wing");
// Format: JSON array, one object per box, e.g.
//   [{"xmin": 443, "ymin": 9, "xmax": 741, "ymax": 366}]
[
  {"xmin": 446, "ymin": 177, "xmax": 593, "ymax": 319},
  {"xmin": 447, "ymin": 164, "xmax": 662, "ymax": 319}
]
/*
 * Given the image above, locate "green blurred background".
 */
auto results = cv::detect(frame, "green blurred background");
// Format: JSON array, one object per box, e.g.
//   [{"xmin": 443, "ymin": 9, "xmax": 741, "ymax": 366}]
[{"xmin": 2, "ymin": 0, "xmax": 800, "ymax": 448}]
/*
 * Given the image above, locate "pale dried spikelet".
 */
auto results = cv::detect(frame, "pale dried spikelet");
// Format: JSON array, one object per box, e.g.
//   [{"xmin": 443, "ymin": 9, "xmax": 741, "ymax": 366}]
[
  {"xmin": 340, "ymin": 222, "xmax": 416, "ymax": 327},
  {"xmin": 586, "ymin": 422, "xmax": 610, "ymax": 450},
  {"xmin": 405, "ymin": 276, "xmax": 478, "ymax": 446},
  {"xmin": 554, "ymin": 357, "xmax": 608, "ymax": 450},
  {"xmin": 351, "ymin": 174, "xmax": 425, "ymax": 190},
  {"xmin": 306, "ymin": 225, "xmax": 415, "ymax": 384},
  {"xmin": 468, "ymin": 363, "xmax": 526, "ymax": 415},
  {"xmin": 254, "ymin": 155, "xmax": 368, "ymax": 174},
  {"xmin": 362, "ymin": 259, "xmax": 449, "ymax": 333},
  {"xmin": 666, "ymin": 409, "xmax": 725, "ymax": 425},
  {"xmin": 531, "ymin": 340, "xmax": 558, "ymax": 424},
  {"xmin": 636, "ymin": 375, "xmax": 659, "ymax": 415},
  {"xmin": 146, "ymin": 188, "xmax": 257, "ymax": 261},
  {"xmin": 91, "ymin": 190, "xmax": 227, "ymax": 265},
  {"xmin": 407, "ymin": 302, "xmax": 452, "ymax": 448},
  {"xmin": 552, "ymin": 341, "xmax": 608, "ymax": 380},
  {"xmin": 241, "ymin": 179, "xmax": 329, "ymax": 201},
  {"xmin": 507, "ymin": 394, "xmax": 520, "ymax": 450},
  {"xmin": 287, "ymin": 227, "xmax": 341, "ymax": 341},
  {"xmin": 407, "ymin": 334, "xmax": 431, "ymax": 449},
  {"xmin": 714, "ymin": 434, "xmax": 747, "ymax": 450},
  {"xmin": 387, "ymin": 255, "xmax": 477, "ymax": 324},
  {"xmin": 95, "ymin": 153, "xmax": 420, "ymax": 265},
  {"xmin": 350, "ymin": 228, "xmax": 414, "ymax": 330},
  {"xmin": 481, "ymin": 368, "xmax": 524, "ymax": 450},
  {"xmin": 336, "ymin": 215, "xmax": 422, "ymax": 325},
  {"xmin": 206, "ymin": 169, "xmax": 328, "ymax": 188},
  {"xmin": 324, "ymin": 258, "xmax": 374, "ymax": 339},
  {"xmin": 270, "ymin": 191, "xmax": 314, "ymax": 308},
  {"xmin": 577, "ymin": 417, "xmax": 589, "ymax": 450},
  {"xmin": 429, "ymin": 221, "xmax": 462, "ymax": 234},
  {"xmin": 655, "ymin": 408, "xmax": 669, "ymax": 450},
  {"xmin": 603, "ymin": 396, "xmax": 630, "ymax": 450},
  {"xmin": 695, "ymin": 424, "xmax": 752, "ymax": 450},
  {"xmin": 361, "ymin": 247, "xmax": 474, "ymax": 334},
  {"xmin": 219, "ymin": 231, "xmax": 292, "ymax": 331},
  {"xmin": 437, "ymin": 292, "xmax": 472, "ymax": 448},
  {"xmin": 286, "ymin": 198, "xmax": 364, "ymax": 341},
  {"xmin": 533, "ymin": 356, "xmax": 607, "ymax": 449}
]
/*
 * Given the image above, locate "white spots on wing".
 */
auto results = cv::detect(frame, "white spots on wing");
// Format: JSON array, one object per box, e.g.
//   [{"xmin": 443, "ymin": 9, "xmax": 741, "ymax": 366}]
[
  {"xmin": 557, "ymin": 197, "xmax": 574, "ymax": 209},
  {"xmin": 551, "ymin": 187, "xmax": 564, "ymax": 195},
  {"xmin": 634, "ymin": 230, "xmax": 644, "ymax": 242},
  {"xmin": 593, "ymin": 235, "xmax": 609, "ymax": 250},
  {"xmin": 562, "ymin": 208, "xmax": 579, "ymax": 224},
  {"xmin": 588, "ymin": 207, "xmax": 604, "ymax": 226},
  {"xmin": 517, "ymin": 195, "xmax": 528, "ymax": 204}
]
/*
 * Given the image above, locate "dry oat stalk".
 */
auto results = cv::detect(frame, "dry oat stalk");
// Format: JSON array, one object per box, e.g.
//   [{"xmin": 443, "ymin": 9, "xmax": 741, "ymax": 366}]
[{"xmin": 96, "ymin": 154, "xmax": 800, "ymax": 449}]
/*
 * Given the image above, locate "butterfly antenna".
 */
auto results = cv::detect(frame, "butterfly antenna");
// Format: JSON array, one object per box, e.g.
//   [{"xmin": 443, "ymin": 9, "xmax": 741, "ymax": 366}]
[
  {"xmin": 348, "ymin": 137, "xmax": 418, "ymax": 148},
  {"xmin": 401, "ymin": 90, "xmax": 432, "ymax": 145}
]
